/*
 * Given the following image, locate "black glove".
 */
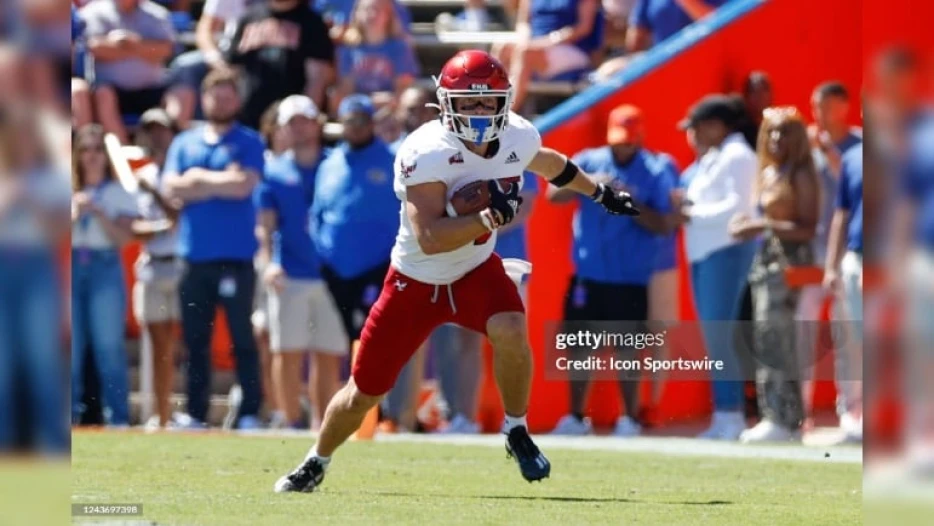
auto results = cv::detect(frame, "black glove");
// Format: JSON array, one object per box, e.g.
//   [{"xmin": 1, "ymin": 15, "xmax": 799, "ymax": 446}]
[
  {"xmin": 591, "ymin": 183, "xmax": 640, "ymax": 216},
  {"xmin": 487, "ymin": 180, "xmax": 523, "ymax": 226}
]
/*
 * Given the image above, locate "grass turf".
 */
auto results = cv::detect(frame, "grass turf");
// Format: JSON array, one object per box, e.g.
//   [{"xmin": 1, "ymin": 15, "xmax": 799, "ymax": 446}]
[{"xmin": 72, "ymin": 432, "xmax": 861, "ymax": 526}]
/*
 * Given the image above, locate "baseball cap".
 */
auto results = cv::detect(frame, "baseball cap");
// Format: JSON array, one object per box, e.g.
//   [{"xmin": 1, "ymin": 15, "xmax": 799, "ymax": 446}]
[
  {"xmin": 678, "ymin": 94, "xmax": 741, "ymax": 130},
  {"xmin": 140, "ymin": 108, "xmax": 172, "ymax": 129},
  {"xmin": 277, "ymin": 95, "xmax": 321, "ymax": 127},
  {"xmin": 606, "ymin": 104, "xmax": 645, "ymax": 145},
  {"xmin": 338, "ymin": 94, "xmax": 375, "ymax": 120}
]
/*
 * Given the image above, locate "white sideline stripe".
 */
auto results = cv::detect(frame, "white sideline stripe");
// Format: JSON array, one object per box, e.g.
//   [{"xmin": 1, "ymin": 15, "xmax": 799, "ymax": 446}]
[
  {"xmin": 371, "ymin": 433, "xmax": 862, "ymax": 464},
  {"xmin": 126, "ymin": 427, "xmax": 861, "ymax": 464}
]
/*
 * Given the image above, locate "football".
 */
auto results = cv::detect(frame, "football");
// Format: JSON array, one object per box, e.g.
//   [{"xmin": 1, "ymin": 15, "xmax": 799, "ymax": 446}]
[{"xmin": 446, "ymin": 180, "xmax": 492, "ymax": 217}]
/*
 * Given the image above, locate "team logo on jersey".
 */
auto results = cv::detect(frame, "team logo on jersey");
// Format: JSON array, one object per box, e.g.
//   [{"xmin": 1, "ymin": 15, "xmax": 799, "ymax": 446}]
[
  {"xmin": 400, "ymin": 159, "xmax": 417, "ymax": 178},
  {"xmin": 448, "ymin": 152, "xmax": 464, "ymax": 165},
  {"xmin": 367, "ymin": 169, "xmax": 388, "ymax": 184},
  {"xmin": 505, "ymin": 151, "xmax": 520, "ymax": 164},
  {"xmin": 393, "ymin": 279, "xmax": 407, "ymax": 291}
]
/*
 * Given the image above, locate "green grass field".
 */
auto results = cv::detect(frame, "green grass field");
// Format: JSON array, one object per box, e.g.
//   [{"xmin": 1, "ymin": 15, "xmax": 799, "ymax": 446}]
[{"xmin": 72, "ymin": 431, "xmax": 861, "ymax": 526}]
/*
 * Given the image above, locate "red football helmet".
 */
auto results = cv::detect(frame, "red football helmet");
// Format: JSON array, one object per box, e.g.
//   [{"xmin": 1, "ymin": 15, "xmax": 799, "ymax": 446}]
[{"xmin": 434, "ymin": 50, "xmax": 514, "ymax": 145}]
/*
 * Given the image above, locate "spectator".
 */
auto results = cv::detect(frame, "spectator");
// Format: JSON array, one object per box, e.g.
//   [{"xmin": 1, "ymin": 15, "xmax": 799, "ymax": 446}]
[
  {"xmin": 335, "ymin": 0, "xmax": 419, "ymax": 106},
  {"xmin": 70, "ymin": 124, "xmax": 137, "ymax": 427},
  {"xmin": 316, "ymin": 0, "xmax": 413, "ymax": 41},
  {"xmin": 80, "ymin": 0, "xmax": 181, "ymax": 144},
  {"xmin": 166, "ymin": 0, "xmax": 266, "ymax": 128},
  {"xmin": 548, "ymin": 104, "xmax": 679, "ymax": 436},
  {"xmin": 22, "ymin": 0, "xmax": 74, "ymax": 114},
  {"xmin": 256, "ymin": 95, "xmax": 348, "ymax": 430},
  {"xmin": 492, "ymin": 0, "xmax": 603, "ymax": 109},
  {"xmin": 128, "ymin": 109, "xmax": 183, "ymax": 430},
  {"xmin": 162, "ymin": 69, "xmax": 265, "ymax": 429},
  {"xmin": 823, "ymin": 142, "xmax": 863, "ymax": 444},
  {"xmin": 0, "ymin": 109, "xmax": 70, "ymax": 450},
  {"xmin": 679, "ymin": 94, "xmax": 757, "ymax": 440},
  {"xmin": 254, "ymin": 99, "xmax": 287, "ymax": 428},
  {"xmin": 627, "ymin": 0, "xmax": 727, "ymax": 51},
  {"xmin": 225, "ymin": 0, "xmax": 335, "ymax": 129},
  {"xmin": 738, "ymin": 71, "xmax": 773, "ymax": 149},
  {"xmin": 799, "ymin": 81, "xmax": 861, "ymax": 427},
  {"xmin": 892, "ymin": 112, "xmax": 934, "ymax": 463},
  {"xmin": 595, "ymin": 0, "xmax": 725, "ymax": 80},
  {"xmin": 729, "ymin": 106, "xmax": 820, "ymax": 443},
  {"xmin": 312, "ymin": 95, "xmax": 399, "ymax": 355}
]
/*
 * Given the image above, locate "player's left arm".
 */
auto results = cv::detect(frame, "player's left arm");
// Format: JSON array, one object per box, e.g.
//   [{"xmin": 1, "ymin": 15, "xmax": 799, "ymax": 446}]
[{"xmin": 527, "ymin": 147, "xmax": 640, "ymax": 216}]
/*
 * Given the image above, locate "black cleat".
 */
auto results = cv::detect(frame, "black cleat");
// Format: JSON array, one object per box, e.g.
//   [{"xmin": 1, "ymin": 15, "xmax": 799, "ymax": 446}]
[
  {"xmin": 274, "ymin": 457, "xmax": 326, "ymax": 493},
  {"xmin": 505, "ymin": 426, "xmax": 551, "ymax": 482}
]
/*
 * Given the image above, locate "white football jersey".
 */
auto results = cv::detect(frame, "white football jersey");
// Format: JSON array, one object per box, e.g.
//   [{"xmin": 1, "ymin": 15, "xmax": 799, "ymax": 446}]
[{"xmin": 390, "ymin": 112, "xmax": 542, "ymax": 284}]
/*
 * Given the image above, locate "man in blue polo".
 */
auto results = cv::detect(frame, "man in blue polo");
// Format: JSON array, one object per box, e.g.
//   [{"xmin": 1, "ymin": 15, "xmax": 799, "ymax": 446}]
[
  {"xmin": 312, "ymin": 95, "xmax": 399, "ymax": 350},
  {"xmin": 822, "ymin": 142, "xmax": 863, "ymax": 443},
  {"xmin": 162, "ymin": 68, "xmax": 265, "ymax": 429},
  {"xmin": 548, "ymin": 104, "xmax": 679, "ymax": 437}
]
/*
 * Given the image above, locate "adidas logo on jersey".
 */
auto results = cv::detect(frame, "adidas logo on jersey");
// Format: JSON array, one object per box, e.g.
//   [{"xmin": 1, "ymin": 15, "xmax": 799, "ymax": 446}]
[{"xmin": 505, "ymin": 151, "xmax": 520, "ymax": 164}]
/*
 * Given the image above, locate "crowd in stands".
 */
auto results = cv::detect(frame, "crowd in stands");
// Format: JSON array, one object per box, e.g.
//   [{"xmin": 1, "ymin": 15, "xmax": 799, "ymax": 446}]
[{"xmin": 68, "ymin": 0, "xmax": 865, "ymax": 444}]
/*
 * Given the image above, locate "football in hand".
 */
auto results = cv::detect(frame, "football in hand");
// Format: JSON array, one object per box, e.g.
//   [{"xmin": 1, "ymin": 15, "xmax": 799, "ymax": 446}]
[{"xmin": 446, "ymin": 180, "xmax": 492, "ymax": 217}]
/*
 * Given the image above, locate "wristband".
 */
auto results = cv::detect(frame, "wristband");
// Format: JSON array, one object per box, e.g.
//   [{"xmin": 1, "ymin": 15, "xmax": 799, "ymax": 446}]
[
  {"xmin": 589, "ymin": 183, "xmax": 605, "ymax": 202},
  {"xmin": 479, "ymin": 209, "xmax": 497, "ymax": 231}
]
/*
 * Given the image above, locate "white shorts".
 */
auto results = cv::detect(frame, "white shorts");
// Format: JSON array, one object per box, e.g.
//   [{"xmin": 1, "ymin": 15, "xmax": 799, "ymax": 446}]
[
  {"xmin": 252, "ymin": 262, "xmax": 269, "ymax": 330},
  {"xmin": 132, "ymin": 255, "xmax": 182, "ymax": 324},
  {"xmin": 268, "ymin": 278, "xmax": 348, "ymax": 355},
  {"xmin": 133, "ymin": 280, "xmax": 181, "ymax": 324},
  {"xmin": 542, "ymin": 43, "xmax": 591, "ymax": 79}
]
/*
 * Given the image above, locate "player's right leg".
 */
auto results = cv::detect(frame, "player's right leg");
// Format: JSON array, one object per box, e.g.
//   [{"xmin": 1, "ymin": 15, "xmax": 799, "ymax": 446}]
[{"xmin": 274, "ymin": 268, "xmax": 445, "ymax": 493}]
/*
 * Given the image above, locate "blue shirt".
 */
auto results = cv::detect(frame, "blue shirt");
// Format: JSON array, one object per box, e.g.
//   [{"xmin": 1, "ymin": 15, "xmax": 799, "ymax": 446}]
[
  {"xmin": 312, "ymin": 140, "xmax": 399, "ymax": 278},
  {"xmin": 313, "ymin": 0, "xmax": 413, "ymax": 30},
  {"xmin": 836, "ymin": 144, "xmax": 863, "ymax": 254},
  {"xmin": 337, "ymin": 39, "xmax": 419, "ymax": 94},
  {"xmin": 630, "ymin": 0, "xmax": 729, "ymax": 45},
  {"xmin": 495, "ymin": 172, "xmax": 539, "ymax": 260},
  {"xmin": 257, "ymin": 151, "xmax": 323, "ymax": 279},
  {"xmin": 814, "ymin": 130, "xmax": 862, "ymax": 263},
  {"xmin": 902, "ymin": 118, "xmax": 934, "ymax": 250},
  {"xmin": 164, "ymin": 124, "xmax": 265, "ymax": 262},
  {"xmin": 529, "ymin": 0, "xmax": 604, "ymax": 53},
  {"xmin": 572, "ymin": 147, "xmax": 674, "ymax": 285}
]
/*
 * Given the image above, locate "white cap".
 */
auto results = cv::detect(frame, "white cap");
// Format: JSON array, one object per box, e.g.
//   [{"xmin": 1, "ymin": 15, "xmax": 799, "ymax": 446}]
[{"xmin": 277, "ymin": 95, "xmax": 321, "ymax": 126}]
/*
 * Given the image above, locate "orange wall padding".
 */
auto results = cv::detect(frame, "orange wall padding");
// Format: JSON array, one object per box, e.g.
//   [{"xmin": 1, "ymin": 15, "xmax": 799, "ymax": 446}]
[{"xmin": 502, "ymin": 0, "xmax": 864, "ymax": 433}]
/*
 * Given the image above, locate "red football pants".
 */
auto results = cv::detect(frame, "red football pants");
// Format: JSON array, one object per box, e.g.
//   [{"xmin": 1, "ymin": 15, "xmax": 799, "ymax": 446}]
[{"xmin": 351, "ymin": 253, "xmax": 525, "ymax": 396}]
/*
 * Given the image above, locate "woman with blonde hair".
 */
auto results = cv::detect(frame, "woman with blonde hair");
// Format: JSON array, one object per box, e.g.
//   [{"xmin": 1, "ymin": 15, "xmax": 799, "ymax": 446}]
[
  {"xmin": 335, "ymin": 0, "xmax": 419, "ymax": 105},
  {"xmin": 70, "ymin": 124, "xmax": 138, "ymax": 426},
  {"xmin": 729, "ymin": 106, "xmax": 820, "ymax": 443}
]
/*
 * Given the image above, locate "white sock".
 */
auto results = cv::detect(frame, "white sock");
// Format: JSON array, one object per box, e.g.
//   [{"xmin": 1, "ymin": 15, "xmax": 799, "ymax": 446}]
[
  {"xmin": 503, "ymin": 414, "xmax": 527, "ymax": 433},
  {"xmin": 304, "ymin": 447, "xmax": 331, "ymax": 469}
]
